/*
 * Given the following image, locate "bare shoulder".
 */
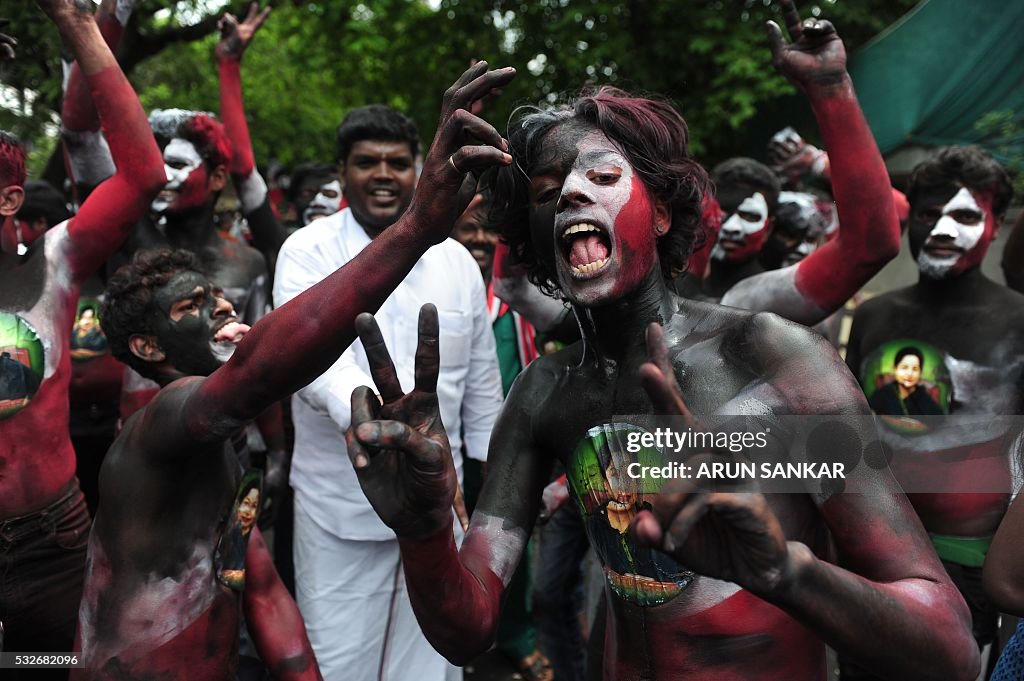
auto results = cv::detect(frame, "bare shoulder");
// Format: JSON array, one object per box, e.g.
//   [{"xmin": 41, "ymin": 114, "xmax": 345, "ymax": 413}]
[{"xmin": 118, "ymin": 376, "xmax": 211, "ymax": 456}]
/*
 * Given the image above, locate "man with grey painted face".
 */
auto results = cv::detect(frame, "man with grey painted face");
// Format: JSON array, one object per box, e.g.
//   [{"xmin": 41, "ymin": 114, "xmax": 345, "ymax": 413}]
[
  {"xmin": 273, "ymin": 101, "xmax": 505, "ymax": 680},
  {"xmin": 845, "ymin": 146, "xmax": 1024, "ymax": 679},
  {"xmin": 343, "ymin": 4, "xmax": 979, "ymax": 680}
]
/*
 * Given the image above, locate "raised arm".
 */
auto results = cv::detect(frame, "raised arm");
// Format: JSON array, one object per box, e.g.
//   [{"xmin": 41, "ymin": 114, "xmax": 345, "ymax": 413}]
[
  {"xmin": 184, "ymin": 62, "xmax": 516, "ymax": 441},
  {"xmin": 346, "ymin": 305, "xmax": 554, "ymax": 662},
  {"xmin": 722, "ymin": 1, "xmax": 900, "ymax": 325},
  {"xmin": 61, "ymin": 0, "xmax": 134, "ymax": 192},
  {"xmin": 244, "ymin": 526, "xmax": 323, "ymax": 680},
  {"xmin": 44, "ymin": 0, "xmax": 165, "ymax": 281},
  {"xmin": 216, "ymin": 2, "xmax": 288, "ymax": 256}
]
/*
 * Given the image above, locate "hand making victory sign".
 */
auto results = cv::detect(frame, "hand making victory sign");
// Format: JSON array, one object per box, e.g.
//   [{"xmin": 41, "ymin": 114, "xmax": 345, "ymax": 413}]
[
  {"xmin": 766, "ymin": 0, "xmax": 847, "ymax": 92},
  {"xmin": 631, "ymin": 323, "xmax": 793, "ymax": 598},
  {"xmin": 216, "ymin": 1, "xmax": 271, "ymax": 63},
  {"xmin": 347, "ymin": 304, "xmax": 464, "ymax": 538}
]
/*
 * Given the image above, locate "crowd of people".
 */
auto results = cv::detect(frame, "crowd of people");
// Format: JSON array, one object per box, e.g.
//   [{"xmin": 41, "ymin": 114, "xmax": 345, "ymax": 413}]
[{"xmin": 2, "ymin": 1, "xmax": 1022, "ymax": 680}]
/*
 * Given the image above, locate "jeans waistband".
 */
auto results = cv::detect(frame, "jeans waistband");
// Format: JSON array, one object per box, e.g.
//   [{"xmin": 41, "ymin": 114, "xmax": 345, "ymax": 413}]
[{"xmin": 0, "ymin": 479, "xmax": 82, "ymax": 544}]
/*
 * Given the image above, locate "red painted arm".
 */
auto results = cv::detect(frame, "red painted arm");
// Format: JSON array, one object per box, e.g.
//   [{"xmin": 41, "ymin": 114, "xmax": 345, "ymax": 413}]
[
  {"xmin": 244, "ymin": 527, "xmax": 323, "ymax": 680},
  {"xmin": 398, "ymin": 526, "xmax": 505, "ymax": 664},
  {"xmin": 62, "ymin": 0, "xmax": 130, "ymax": 190},
  {"xmin": 792, "ymin": 78, "xmax": 900, "ymax": 310},
  {"xmin": 218, "ymin": 59, "xmax": 255, "ymax": 178},
  {"xmin": 56, "ymin": 5, "xmax": 164, "ymax": 281},
  {"xmin": 187, "ymin": 217, "xmax": 436, "ymax": 440}
]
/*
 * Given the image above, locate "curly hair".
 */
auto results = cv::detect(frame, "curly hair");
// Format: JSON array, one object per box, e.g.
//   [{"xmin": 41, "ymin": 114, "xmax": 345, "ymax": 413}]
[
  {"xmin": 101, "ymin": 249, "xmax": 205, "ymax": 381},
  {"xmin": 0, "ymin": 130, "xmax": 26, "ymax": 189},
  {"xmin": 178, "ymin": 114, "xmax": 233, "ymax": 171},
  {"xmin": 908, "ymin": 146, "xmax": 1013, "ymax": 217},
  {"xmin": 492, "ymin": 87, "xmax": 711, "ymax": 296},
  {"xmin": 711, "ymin": 157, "xmax": 782, "ymax": 214}
]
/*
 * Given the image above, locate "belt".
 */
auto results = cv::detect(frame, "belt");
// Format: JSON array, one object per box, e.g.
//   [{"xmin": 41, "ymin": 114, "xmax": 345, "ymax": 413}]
[
  {"xmin": 0, "ymin": 479, "xmax": 82, "ymax": 544},
  {"xmin": 930, "ymin": 533, "xmax": 993, "ymax": 568}
]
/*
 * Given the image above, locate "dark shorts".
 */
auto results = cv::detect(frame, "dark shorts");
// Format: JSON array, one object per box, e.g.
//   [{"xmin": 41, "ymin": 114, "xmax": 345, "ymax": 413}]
[{"xmin": 0, "ymin": 480, "xmax": 90, "ymax": 680}]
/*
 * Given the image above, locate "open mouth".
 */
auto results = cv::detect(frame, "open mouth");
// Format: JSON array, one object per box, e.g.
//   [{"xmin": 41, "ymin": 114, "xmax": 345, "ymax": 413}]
[
  {"xmin": 560, "ymin": 222, "xmax": 612, "ymax": 278},
  {"xmin": 368, "ymin": 187, "xmax": 399, "ymax": 206},
  {"xmin": 213, "ymin": 320, "xmax": 250, "ymax": 344},
  {"xmin": 717, "ymin": 238, "xmax": 744, "ymax": 251}
]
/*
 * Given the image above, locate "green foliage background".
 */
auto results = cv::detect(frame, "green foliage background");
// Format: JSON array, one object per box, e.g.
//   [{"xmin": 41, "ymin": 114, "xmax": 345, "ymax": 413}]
[{"xmin": 3, "ymin": 0, "xmax": 918, "ymax": 178}]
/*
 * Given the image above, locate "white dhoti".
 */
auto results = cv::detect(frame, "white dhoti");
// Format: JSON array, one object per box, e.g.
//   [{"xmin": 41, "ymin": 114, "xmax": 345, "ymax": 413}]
[{"xmin": 293, "ymin": 497, "xmax": 463, "ymax": 681}]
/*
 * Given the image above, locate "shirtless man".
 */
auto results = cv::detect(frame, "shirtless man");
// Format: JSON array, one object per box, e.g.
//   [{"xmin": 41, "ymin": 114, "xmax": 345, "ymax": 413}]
[
  {"xmin": 344, "ymin": 5, "xmax": 978, "ymax": 680},
  {"xmin": 0, "ymin": 1, "xmax": 164, "ymax": 670},
  {"xmin": 61, "ymin": 1, "xmax": 276, "ymax": 419},
  {"xmin": 845, "ymin": 145, "xmax": 1022, "ymax": 677},
  {"xmin": 72, "ymin": 60, "xmax": 515, "ymax": 680}
]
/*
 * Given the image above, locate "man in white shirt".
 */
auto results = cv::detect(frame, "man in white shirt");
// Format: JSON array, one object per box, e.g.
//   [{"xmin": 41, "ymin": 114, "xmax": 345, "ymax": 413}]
[{"xmin": 273, "ymin": 104, "xmax": 504, "ymax": 681}]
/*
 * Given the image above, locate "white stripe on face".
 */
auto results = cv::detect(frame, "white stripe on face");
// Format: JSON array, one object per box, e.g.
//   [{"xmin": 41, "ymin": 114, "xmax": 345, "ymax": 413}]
[
  {"xmin": 151, "ymin": 138, "xmax": 204, "ymax": 214},
  {"xmin": 719, "ymin": 192, "xmax": 769, "ymax": 238},
  {"xmin": 927, "ymin": 187, "xmax": 985, "ymax": 251},
  {"xmin": 916, "ymin": 187, "xmax": 987, "ymax": 278}
]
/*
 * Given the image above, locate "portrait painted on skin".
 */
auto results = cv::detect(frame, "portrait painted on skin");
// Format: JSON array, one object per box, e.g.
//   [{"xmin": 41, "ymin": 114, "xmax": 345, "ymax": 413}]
[
  {"xmin": 861, "ymin": 340, "xmax": 950, "ymax": 425},
  {"xmin": 215, "ymin": 470, "xmax": 263, "ymax": 591},
  {"xmin": 0, "ymin": 312, "xmax": 44, "ymax": 419},
  {"xmin": 71, "ymin": 299, "xmax": 109, "ymax": 360},
  {"xmin": 567, "ymin": 423, "xmax": 694, "ymax": 607}
]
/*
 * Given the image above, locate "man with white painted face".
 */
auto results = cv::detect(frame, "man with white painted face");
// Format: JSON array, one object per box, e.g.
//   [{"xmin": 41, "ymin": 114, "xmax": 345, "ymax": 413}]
[
  {"xmin": 79, "ymin": 62, "xmax": 515, "ymax": 680},
  {"xmin": 61, "ymin": 1, "xmax": 275, "ymax": 421},
  {"xmin": 703, "ymin": 158, "xmax": 780, "ymax": 298},
  {"xmin": 342, "ymin": 5, "xmax": 979, "ymax": 680},
  {"xmin": 288, "ymin": 163, "xmax": 337, "ymax": 227},
  {"xmin": 845, "ymin": 145, "xmax": 1023, "ymax": 679},
  {"xmin": 274, "ymin": 96, "xmax": 506, "ymax": 679}
]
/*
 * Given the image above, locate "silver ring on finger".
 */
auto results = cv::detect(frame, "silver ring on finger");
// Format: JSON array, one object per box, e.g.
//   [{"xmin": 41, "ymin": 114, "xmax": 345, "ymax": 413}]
[{"xmin": 449, "ymin": 155, "xmax": 462, "ymax": 174}]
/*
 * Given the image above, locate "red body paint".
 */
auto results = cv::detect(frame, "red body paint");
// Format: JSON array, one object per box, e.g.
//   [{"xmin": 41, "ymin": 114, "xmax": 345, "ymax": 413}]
[
  {"xmin": 794, "ymin": 86, "xmax": 900, "ymax": 311},
  {"xmin": 219, "ymin": 60, "xmax": 256, "ymax": 177}
]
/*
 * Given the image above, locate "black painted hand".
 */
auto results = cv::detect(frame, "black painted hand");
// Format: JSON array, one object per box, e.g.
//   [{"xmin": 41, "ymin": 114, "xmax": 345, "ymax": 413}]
[
  {"xmin": 406, "ymin": 60, "xmax": 516, "ymax": 244},
  {"xmin": 632, "ymin": 323, "xmax": 791, "ymax": 596},
  {"xmin": 766, "ymin": 0, "xmax": 848, "ymax": 92},
  {"xmin": 0, "ymin": 20, "xmax": 16, "ymax": 60},
  {"xmin": 216, "ymin": 1, "xmax": 271, "ymax": 62},
  {"xmin": 346, "ymin": 305, "xmax": 459, "ymax": 539}
]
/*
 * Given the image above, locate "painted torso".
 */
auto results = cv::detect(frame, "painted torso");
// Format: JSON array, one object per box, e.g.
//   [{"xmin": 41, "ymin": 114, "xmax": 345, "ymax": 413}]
[
  {"xmin": 848, "ymin": 273, "xmax": 1024, "ymax": 535},
  {"xmin": 76, "ymin": 379, "xmax": 246, "ymax": 679},
  {"xmin": 527, "ymin": 298, "xmax": 834, "ymax": 681},
  {"xmin": 0, "ymin": 222, "xmax": 80, "ymax": 517}
]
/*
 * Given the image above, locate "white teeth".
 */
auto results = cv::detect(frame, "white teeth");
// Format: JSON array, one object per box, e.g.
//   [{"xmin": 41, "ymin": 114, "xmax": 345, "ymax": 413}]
[
  {"xmin": 372, "ymin": 189, "xmax": 395, "ymax": 196},
  {"xmin": 562, "ymin": 223, "xmax": 600, "ymax": 240},
  {"xmin": 570, "ymin": 257, "xmax": 609, "ymax": 275}
]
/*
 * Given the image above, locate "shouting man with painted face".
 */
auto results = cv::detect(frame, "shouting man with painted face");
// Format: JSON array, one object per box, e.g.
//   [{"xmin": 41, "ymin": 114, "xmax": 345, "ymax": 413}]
[
  {"xmin": 0, "ymin": 0, "xmax": 165, "ymax": 671},
  {"xmin": 344, "ymin": 4, "xmax": 977, "ymax": 680},
  {"xmin": 845, "ymin": 145, "xmax": 1022, "ymax": 678},
  {"xmin": 74, "ymin": 61, "xmax": 515, "ymax": 680}
]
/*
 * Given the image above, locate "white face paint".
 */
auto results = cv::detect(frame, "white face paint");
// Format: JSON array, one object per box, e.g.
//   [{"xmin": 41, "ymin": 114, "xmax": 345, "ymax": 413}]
[
  {"xmin": 916, "ymin": 187, "xmax": 986, "ymax": 279},
  {"xmin": 712, "ymin": 192, "xmax": 769, "ymax": 261},
  {"xmin": 302, "ymin": 180, "xmax": 343, "ymax": 225},
  {"xmin": 151, "ymin": 138, "xmax": 204, "ymax": 214}
]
